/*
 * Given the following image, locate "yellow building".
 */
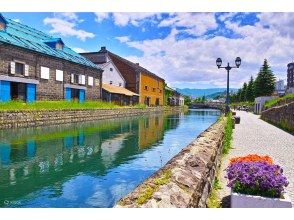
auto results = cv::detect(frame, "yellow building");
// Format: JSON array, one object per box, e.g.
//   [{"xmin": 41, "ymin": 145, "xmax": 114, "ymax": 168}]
[{"xmin": 81, "ymin": 47, "xmax": 165, "ymax": 106}]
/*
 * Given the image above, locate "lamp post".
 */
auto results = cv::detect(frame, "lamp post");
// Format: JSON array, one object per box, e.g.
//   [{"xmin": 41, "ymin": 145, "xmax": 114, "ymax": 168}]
[{"xmin": 216, "ymin": 57, "xmax": 241, "ymax": 114}]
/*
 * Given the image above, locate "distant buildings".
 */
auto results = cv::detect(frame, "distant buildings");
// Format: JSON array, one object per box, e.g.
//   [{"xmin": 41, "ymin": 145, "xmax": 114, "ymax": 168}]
[
  {"xmin": 274, "ymin": 79, "xmax": 285, "ymax": 96},
  {"xmin": 165, "ymin": 86, "xmax": 185, "ymax": 106},
  {"xmin": 81, "ymin": 47, "xmax": 165, "ymax": 106},
  {"xmin": 254, "ymin": 96, "xmax": 275, "ymax": 114},
  {"xmin": 0, "ymin": 13, "xmax": 102, "ymax": 103},
  {"xmin": 287, "ymin": 63, "xmax": 294, "ymax": 94}
]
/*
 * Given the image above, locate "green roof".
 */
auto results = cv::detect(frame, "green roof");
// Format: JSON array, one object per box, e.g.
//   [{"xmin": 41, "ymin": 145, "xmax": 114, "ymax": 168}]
[{"xmin": 0, "ymin": 14, "xmax": 101, "ymax": 70}]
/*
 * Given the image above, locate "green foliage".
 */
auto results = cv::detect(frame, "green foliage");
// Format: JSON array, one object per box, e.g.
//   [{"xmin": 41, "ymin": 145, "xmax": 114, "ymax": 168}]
[
  {"xmin": 136, "ymin": 170, "xmax": 172, "ymax": 205},
  {"xmin": 254, "ymin": 59, "xmax": 276, "ymax": 97},
  {"xmin": 207, "ymin": 177, "xmax": 222, "ymax": 208},
  {"xmin": 223, "ymin": 112, "xmax": 233, "ymax": 154},
  {"xmin": 246, "ymin": 76, "xmax": 255, "ymax": 102},
  {"xmin": 240, "ymin": 82, "xmax": 247, "ymax": 102},
  {"xmin": 184, "ymin": 95, "xmax": 192, "ymax": 106},
  {"xmin": 264, "ymin": 93, "xmax": 294, "ymax": 109},
  {"xmin": 133, "ymin": 103, "xmax": 147, "ymax": 109},
  {"xmin": 0, "ymin": 100, "xmax": 121, "ymax": 111}
]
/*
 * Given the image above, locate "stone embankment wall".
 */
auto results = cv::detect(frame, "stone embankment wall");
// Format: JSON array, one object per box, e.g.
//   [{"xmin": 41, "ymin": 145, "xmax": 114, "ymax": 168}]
[
  {"xmin": 0, "ymin": 106, "xmax": 185, "ymax": 130},
  {"xmin": 261, "ymin": 101, "xmax": 294, "ymax": 133},
  {"xmin": 115, "ymin": 117, "xmax": 226, "ymax": 208}
]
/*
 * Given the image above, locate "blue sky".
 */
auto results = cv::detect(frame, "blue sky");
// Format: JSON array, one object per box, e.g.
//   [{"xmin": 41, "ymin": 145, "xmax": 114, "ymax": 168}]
[{"xmin": 2, "ymin": 12, "xmax": 294, "ymax": 89}]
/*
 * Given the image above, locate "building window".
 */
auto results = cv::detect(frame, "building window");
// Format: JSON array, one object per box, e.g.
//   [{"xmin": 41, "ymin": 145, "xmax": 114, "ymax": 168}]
[
  {"xmin": 145, "ymin": 85, "xmax": 148, "ymax": 90},
  {"xmin": 88, "ymin": 76, "xmax": 94, "ymax": 86},
  {"xmin": 110, "ymin": 68, "xmax": 113, "ymax": 72},
  {"xmin": 74, "ymin": 74, "xmax": 79, "ymax": 84},
  {"xmin": 56, "ymin": 70, "xmax": 63, "ymax": 82},
  {"xmin": 153, "ymin": 88, "xmax": 156, "ymax": 92},
  {"xmin": 119, "ymin": 83, "xmax": 122, "ymax": 87},
  {"xmin": 110, "ymin": 81, "xmax": 113, "ymax": 85},
  {"xmin": 40, "ymin": 66, "xmax": 50, "ymax": 79},
  {"xmin": 159, "ymin": 89, "xmax": 162, "ymax": 93},
  {"xmin": 15, "ymin": 62, "xmax": 24, "ymax": 75}
]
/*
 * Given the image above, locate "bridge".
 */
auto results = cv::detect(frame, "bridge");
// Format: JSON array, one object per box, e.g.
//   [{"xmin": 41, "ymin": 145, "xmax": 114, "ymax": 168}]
[{"xmin": 189, "ymin": 102, "xmax": 225, "ymax": 111}]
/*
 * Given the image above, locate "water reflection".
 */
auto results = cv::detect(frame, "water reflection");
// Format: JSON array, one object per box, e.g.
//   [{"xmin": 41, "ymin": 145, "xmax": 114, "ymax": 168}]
[{"xmin": 0, "ymin": 109, "xmax": 220, "ymax": 207}]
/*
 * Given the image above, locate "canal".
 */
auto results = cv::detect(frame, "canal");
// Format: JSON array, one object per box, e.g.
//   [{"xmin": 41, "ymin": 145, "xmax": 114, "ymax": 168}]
[{"xmin": 0, "ymin": 109, "xmax": 220, "ymax": 207}]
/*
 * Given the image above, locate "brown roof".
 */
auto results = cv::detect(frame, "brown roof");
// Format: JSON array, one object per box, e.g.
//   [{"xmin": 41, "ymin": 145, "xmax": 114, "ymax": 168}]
[{"xmin": 102, "ymin": 84, "xmax": 139, "ymax": 96}]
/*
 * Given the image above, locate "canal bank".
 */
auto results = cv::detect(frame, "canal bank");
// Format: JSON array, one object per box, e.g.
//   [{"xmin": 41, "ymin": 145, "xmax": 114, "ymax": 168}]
[
  {"xmin": 0, "ymin": 109, "xmax": 220, "ymax": 207},
  {"xmin": 115, "ymin": 116, "xmax": 226, "ymax": 208},
  {"xmin": 0, "ymin": 106, "xmax": 186, "ymax": 130}
]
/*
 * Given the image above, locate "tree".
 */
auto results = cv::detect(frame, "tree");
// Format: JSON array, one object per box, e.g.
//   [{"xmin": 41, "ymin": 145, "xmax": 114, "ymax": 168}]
[
  {"xmin": 254, "ymin": 59, "xmax": 276, "ymax": 97},
  {"xmin": 236, "ymin": 89, "xmax": 242, "ymax": 102},
  {"xmin": 184, "ymin": 95, "xmax": 192, "ymax": 106},
  {"xmin": 201, "ymin": 95, "xmax": 206, "ymax": 103},
  {"xmin": 246, "ymin": 76, "xmax": 255, "ymax": 102},
  {"xmin": 240, "ymin": 82, "xmax": 248, "ymax": 101}
]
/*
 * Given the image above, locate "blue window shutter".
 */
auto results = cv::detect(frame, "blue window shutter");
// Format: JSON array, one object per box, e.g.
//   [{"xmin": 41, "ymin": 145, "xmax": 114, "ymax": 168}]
[
  {"xmin": 0, "ymin": 80, "xmax": 11, "ymax": 102},
  {"xmin": 0, "ymin": 143, "xmax": 11, "ymax": 165},
  {"xmin": 65, "ymin": 88, "xmax": 72, "ymax": 100},
  {"xmin": 26, "ymin": 83, "xmax": 36, "ymax": 103},
  {"xmin": 79, "ymin": 89, "xmax": 85, "ymax": 103},
  {"xmin": 27, "ymin": 140, "xmax": 36, "ymax": 158}
]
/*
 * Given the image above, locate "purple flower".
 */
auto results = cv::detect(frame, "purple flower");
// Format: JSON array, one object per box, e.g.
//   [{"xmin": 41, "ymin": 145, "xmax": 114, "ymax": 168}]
[{"xmin": 225, "ymin": 161, "xmax": 289, "ymax": 198}]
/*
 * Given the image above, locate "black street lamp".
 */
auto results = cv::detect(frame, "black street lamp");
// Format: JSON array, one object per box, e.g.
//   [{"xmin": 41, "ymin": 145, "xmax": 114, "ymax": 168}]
[{"xmin": 216, "ymin": 57, "xmax": 241, "ymax": 114}]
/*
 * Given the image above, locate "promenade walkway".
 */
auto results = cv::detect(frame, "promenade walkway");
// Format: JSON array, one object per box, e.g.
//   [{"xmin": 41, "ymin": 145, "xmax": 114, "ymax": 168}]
[{"xmin": 219, "ymin": 111, "xmax": 294, "ymax": 207}]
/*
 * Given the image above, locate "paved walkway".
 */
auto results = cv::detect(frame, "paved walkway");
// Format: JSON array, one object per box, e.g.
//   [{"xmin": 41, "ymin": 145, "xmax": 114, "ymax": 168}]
[{"xmin": 219, "ymin": 111, "xmax": 294, "ymax": 207}]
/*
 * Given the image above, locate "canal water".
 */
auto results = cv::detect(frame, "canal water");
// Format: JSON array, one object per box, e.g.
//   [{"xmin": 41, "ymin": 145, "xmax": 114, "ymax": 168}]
[{"xmin": 0, "ymin": 109, "xmax": 220, "ymax": 207}]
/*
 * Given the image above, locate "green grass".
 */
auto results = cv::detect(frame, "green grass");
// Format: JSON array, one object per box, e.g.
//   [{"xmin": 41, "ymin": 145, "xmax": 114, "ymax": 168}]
[
  {"xmin": 264, "ymin": 93, "xmax": 294, "ymax": 109},
  {"xmin": 223, "ymin": 112, "xmax": 233, "ymax": 154},
  {"xmin": 230, "ymin": 101, "xmax": 254, "ymax": 108},
  {"xmin": 136, "ymin": 170, "xmax": 172, "ymax": 205},
  {"xmin": 207, "ymin": 176, "xmax": 222, "ymax": 208},
  {"xmin": 0, "ymin": 100, "xmax": 124, "ymax": 111}
]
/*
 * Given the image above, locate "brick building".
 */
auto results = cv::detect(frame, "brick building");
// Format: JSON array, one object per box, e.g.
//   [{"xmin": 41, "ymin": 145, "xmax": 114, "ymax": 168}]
[
  {"xmin": 0, "ymin": 13, "xmax": 102, "ymax": 103},
  {"xmin": 81, "ymin": 47, "xmax": 165, "ymax": 106}
]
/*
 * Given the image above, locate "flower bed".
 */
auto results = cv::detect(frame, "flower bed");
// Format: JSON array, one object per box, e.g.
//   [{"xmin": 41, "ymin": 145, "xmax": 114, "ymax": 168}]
[{"xmin": 226, "ymin": 154, "xmax": 292, "ymax": 208}]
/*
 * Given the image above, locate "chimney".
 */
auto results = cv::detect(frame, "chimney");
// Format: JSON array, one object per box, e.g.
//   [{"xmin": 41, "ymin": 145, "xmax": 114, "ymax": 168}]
[{"xmin": 101, "ymin": 46, "xmax": 106, "ymax": 52}]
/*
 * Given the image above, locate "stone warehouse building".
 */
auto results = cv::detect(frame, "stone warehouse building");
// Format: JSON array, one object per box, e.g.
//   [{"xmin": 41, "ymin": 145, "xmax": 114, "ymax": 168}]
[
  {"xmin": 287, "ymin": 62, "xmax": 294, "ymax": 94},
  {"xmin": 0, "ymin": 14, "xmax": 102, "ymax": 103},
  {"xmin": 81, "ymin": 47, "xmax": 165, "ymax": 106}
]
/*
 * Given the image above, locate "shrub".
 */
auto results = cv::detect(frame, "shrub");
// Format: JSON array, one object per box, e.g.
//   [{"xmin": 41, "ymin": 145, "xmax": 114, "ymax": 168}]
[
  {"xmin": 223, "ymin": 112, "xmax": 233, "ymax": 154},
  {"xmin": 226, "ymin": 161, "xmax": 288, "ymax": 198}
]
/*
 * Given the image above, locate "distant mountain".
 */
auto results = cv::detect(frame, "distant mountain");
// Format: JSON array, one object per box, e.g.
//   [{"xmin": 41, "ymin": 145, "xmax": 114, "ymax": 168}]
[{"xmin": 176, "ymin": 88, "xmax": 238, "ymax": 98}]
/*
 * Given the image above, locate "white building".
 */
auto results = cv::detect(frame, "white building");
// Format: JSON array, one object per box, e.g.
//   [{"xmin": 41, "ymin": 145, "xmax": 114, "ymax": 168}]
[
  {"xmin": 254, "ymin": 96, "xmax": 275, "ymax": 114},
  {"xmin": 98, "ymin": 61, "xmax": 125, "ymax": 87}
]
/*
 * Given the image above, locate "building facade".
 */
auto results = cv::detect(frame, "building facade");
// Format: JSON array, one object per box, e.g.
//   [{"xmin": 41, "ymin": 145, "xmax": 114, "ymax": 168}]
[
  {"xmin": 81, "ymin": 47, "xmax": 165, "ymax": 106},
  {"xmin": 165, "ymin": 86, "xmax": 185, "ymax": 106},
  {"xmin": 0, "ymin": 14, "xmax": 102, "ymax": 103},
  {"xmin": 287, "ymin": 63, "xmax": 294, "ymax": 94},
  {"xmin": 274, "ymin": 79, "xmax": 285, "ymax": 96}
]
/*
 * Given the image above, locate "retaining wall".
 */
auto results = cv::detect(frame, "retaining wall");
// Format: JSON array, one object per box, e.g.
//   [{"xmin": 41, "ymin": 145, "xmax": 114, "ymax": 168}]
[
  {"xmin": 261, "ymin": 101, "xmax": 294, "ymax": 133},
  {"xmin": 0, "ymin": 106, "xmax": 185, "ymax": 130},
  {"xmin": 115, "ymin": 117, "xmax": 226, "ymax": 208}
]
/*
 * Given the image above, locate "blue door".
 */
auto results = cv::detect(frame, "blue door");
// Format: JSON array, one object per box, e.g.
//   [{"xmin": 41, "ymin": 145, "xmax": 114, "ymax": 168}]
[
  {"xmin": 0, "ymin": 80, "xmax": 11, "ymax": 102},
  {"xmin": 79, "ymin": 89, "xmax": 85, "ymax": 103},
  {"xmin": 26, "ymin": 83, "xmax": 36, "ymax": 103},
  {"xmin": 65, "ymin": 88, "xmax": 72, "ymax": 100}
]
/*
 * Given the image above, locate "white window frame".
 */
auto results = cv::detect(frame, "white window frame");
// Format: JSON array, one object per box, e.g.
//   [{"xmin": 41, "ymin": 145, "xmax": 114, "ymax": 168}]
[
  {"xmin": 88, "ymin": 76, "xmax": 93, "ymax": 86},
  {"xmin": 40, "ymin": 66, "xmax": 50, "ymax": 80},
  {"xmin": 56, "ymin": 69, "xmax": 63, "ymax": 82}
]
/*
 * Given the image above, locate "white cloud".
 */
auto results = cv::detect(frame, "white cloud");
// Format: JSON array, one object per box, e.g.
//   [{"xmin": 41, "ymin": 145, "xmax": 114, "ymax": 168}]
[
  {"xmin": 44, "ymin": 13, "xmax": 94, "ymax": 41},
  {"xmin": 115, "ymin": 36, "xmax": 130, "ymax": 43},
  {"xmin": 73, "ymin": 47, "xmax": 88, "ymax": 53},
  {"xmin": 94, "ymin": 12, "xmax": 110, "ymax": 23},
  {"xmin": 158, "ymin": 13, "xmax": 218, "ymax": 36},
  {"xmin": 94, "ymin": 12, "xmax": 160, "ymax": 27},
  {"xmin": 12, "ymin": 18, "xmax": 21, "ymax": 23},
  {"xmin": 120, "ymin": 13, "xmax": 294, "ymax": 89}
]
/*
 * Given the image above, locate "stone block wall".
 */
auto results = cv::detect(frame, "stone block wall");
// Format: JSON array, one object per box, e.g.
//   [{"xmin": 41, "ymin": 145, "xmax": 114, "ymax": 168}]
[
  {"xmin": 115, "ymin": 117, "xmax": 226, "ymax": 208},
  {"xmin": 261, "ymin": 101, "xmax": 294, "ymax": 133},
  {"xmin": 0, "ymin": 106, "xmax": 185, "ymax": 130},
  {"xmin": 0, "ymin": 44, "xmax": 102, "ymax": 100}
]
